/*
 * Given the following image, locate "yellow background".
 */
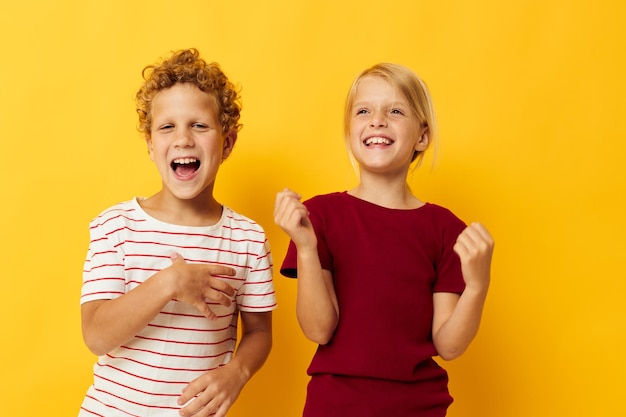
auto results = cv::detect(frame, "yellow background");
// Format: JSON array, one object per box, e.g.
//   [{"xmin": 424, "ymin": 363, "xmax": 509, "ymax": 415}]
[{"xmin": 1, "ymin": 1, "xmax": 624, "ymax": 416}]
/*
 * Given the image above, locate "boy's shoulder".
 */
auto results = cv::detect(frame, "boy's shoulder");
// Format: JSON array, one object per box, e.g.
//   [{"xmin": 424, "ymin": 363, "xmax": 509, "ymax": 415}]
[
  {"xmin": 89, "ymin": 198, "xmax": 144, "ymax": 230},
  {"xmin": 222, "ymin": 205, "xmax": 266, "ymax": 235}
]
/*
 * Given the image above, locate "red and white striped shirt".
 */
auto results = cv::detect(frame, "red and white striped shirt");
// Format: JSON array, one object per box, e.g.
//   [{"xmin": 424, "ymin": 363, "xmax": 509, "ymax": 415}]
[{"xmin": 79, "ymin": 198, "xmax": 276, "ymax": 416}]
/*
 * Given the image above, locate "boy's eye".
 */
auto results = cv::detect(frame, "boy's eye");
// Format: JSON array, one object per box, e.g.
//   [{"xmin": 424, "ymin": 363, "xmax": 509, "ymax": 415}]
[
  {"xmin": 159, "ymin": 124, "xmax": 174, "ymax": 130},
  {"xmin": 192, "ymin": 123, "xmax": 209, "ymax": 129}
]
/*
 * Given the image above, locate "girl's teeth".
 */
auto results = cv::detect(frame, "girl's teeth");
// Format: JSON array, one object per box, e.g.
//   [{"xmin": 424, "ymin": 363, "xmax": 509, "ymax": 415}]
[{"xmin": 366, "ymin": 137, "xmax": 390, "ymax": 145}]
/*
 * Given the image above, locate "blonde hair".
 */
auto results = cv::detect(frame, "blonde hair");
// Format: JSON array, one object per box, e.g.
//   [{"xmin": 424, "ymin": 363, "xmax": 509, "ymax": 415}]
[
  {"xmin": 135, "ymin": 48, "xmax": 242, "ymax": 139},
  {"xmin": 343, "ymin": 63, "xmax": 437, "ymax": 167}
]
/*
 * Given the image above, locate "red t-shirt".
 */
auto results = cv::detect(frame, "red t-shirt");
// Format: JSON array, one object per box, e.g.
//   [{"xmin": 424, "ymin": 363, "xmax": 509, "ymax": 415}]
[{"xmin": 281, "ymin": 192, "xmax": 466, "ymax": 382}]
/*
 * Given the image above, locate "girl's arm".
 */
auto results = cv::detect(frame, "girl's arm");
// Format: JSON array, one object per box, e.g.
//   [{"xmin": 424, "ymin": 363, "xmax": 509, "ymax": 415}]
[
  {"xmin": 81, "ymin": 254, "xmax": 236, "ymax": 356},
  {"xmin": 295, "ymin": 250, "xmax": 338, "ymax": 344},
  {"xmin": 432, "ymin": 222, "xmax": 494, "ymax": 360},
  {"xmin": 177, "ymin": 311, "xmax": 273, "ymax": 417},
  {"xmin": 274, "ymin": 189, "xmax": 339, "ymax": 344}
]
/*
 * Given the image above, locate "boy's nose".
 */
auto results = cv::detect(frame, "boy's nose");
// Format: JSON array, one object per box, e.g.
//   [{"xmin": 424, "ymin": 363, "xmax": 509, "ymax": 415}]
[{"xmin": 173, "ymin": 129, "xmax": 194, "ymax": 148}]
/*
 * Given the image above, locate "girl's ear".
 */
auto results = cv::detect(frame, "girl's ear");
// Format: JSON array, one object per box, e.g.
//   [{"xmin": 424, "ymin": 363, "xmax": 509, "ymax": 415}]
[
  {"xmin": 415, "ymin": 126, "xmax": 430, "ymax": 152},
  {"xmin": 221, "ymin": 130, "xmax": 238, "ymax": 161}
]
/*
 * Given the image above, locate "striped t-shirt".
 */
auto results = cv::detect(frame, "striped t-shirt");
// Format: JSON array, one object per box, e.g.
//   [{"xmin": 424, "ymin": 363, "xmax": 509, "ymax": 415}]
[{"xmin": 79, "ymin": 198, "xmax": 276, "ymax": 416}]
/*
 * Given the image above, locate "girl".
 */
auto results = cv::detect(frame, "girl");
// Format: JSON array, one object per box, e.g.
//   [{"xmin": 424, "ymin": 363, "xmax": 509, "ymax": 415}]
[{"xmin": 274, "ymin": 63, "xmax": 494, "ymax": 417}]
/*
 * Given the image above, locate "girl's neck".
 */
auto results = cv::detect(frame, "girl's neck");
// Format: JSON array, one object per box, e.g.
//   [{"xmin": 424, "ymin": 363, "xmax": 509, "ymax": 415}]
[
  {"xmin": 348, "ymin": 175, "xmax": 424, "ymax": 210},
  {"xmin": 139, "ymin": 191, "xmax": 223, "ymax": 227}
]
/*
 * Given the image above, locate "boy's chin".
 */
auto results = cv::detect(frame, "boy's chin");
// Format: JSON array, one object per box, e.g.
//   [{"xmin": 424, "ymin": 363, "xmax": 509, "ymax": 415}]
[{"xmin": 164, "ymin": 184, "xmax": 215, "ymax": 202}]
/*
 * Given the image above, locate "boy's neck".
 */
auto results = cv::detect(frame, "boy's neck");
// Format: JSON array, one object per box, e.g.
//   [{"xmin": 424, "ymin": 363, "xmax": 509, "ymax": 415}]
[{"xmin": 139, "ymin": 192, "xmax": 224, "ymax": 227}]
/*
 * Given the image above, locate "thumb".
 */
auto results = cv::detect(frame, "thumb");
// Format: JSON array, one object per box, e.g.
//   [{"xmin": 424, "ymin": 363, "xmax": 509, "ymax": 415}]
[{"xmin": 170, "ymin": 252, "xmax": 185, "ymax": 263}]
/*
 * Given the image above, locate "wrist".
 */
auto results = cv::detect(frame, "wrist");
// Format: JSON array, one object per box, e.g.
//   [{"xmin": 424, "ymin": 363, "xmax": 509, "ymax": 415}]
[
  {"xmin": 462, "ymin": 282, "xmax": 489, "ymax": 298},
  {"xmin": 151, "ymin": 265, "xmax": 179, "ymax": 300},
  {"xmin": 227, "ymin": 357, "xmax": 252, "ymax": 383},
  {"xmin": 297, "ymin": 246, "xmax": 320, "ymax": 261}
]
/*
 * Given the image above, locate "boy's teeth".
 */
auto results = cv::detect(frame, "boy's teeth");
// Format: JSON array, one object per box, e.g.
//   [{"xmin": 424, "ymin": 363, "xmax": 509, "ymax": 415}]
[{"xmin": 173, "ymin": 158, "xmax": 198, "ymax": 164}]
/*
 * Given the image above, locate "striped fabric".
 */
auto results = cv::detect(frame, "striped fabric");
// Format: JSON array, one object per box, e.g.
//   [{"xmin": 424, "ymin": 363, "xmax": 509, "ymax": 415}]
[{"xmin": 79, "ymin": 198, "xmax": 276, "ymax": 416}]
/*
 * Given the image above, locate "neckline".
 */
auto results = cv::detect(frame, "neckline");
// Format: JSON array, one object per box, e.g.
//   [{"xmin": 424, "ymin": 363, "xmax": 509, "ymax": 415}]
[
  {"xmin": 340, "ymin": 191, "xmax": 429, "ymax": 212},
  {"xmin": 132, "ymin": 197, "xmax": 227, "ymax": 229}
]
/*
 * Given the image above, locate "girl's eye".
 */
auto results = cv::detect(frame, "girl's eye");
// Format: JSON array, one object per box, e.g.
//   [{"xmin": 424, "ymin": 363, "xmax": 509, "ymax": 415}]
[
  {"xmin": 159, "ymin": 124, "xmax": 174, "ymax": 130},
  {"xmin": 356, "ymin": 109, "xmax": 368, "ymax": 115},
  {"xmin": 192, "ymin": 123, "xmax": 209, "ymax": 129},
  {"xmin": 390, "ymin": 109, "xmax": 403, "ymax": 115}
]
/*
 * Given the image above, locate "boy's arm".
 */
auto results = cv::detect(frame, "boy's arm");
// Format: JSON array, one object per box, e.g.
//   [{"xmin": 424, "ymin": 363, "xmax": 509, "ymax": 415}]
[
  {"xmin": 177, "ymin": 311, "xmax": 273, "ymax": 417},
  {"xmin": 81, "ymin": 254, "xmax": 236, "ymax": 356},
  {"xmin": 432, "ymin": 222, "xmax": 494, "ymax": 360}
]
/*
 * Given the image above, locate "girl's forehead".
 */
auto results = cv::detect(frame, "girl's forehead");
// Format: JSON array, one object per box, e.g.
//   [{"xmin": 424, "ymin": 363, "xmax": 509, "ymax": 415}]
[
  {"xmin": 353, "ymin": 76, "xmax": 406, "ymax": 104},
  {"xmin": 357, "ymin": 75, "xmax": 394, "ymax": 89}
]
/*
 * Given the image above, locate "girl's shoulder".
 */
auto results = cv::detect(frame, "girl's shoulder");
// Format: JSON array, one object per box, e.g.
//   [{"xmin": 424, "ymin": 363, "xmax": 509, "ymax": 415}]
[
  {"xmin": 420, "ymin": 203, "xmax": 467, "ymax": 234},
  {"xmin": 304, "ymin": 191, "xmax": 355, "ymax": 214},
  {"xmin": 421, "ymin": 202, "xmax": 459, "ymax": 218},
  {"xmin": 305, "ymin": 191, "xmax": 346, "ymax": 204},
  {"xmin": 304, "ymin": 193, "xmax": 465, "ymax": 229}
]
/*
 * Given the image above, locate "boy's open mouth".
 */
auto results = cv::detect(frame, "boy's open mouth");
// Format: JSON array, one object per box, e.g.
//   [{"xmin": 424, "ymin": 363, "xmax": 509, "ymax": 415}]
[{"xmin": 171, "ymin": 157, "xmax": 200, "ymax": 176}]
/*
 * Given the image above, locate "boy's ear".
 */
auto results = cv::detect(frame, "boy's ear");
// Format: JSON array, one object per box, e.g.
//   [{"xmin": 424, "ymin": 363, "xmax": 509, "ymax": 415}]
[
  {"xmin": 146, "ymin": 138, "xmax": 155, "ymax": 161},
  {"xmin": 221, "ymin": 130, "xmax": 238, "ymax": 161}
]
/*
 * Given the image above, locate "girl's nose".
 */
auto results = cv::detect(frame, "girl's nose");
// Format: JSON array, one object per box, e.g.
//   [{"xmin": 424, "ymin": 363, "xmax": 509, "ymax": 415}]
[{"xmin": 369, "ymin": 112, "xmax": 387, "ymax": 127}]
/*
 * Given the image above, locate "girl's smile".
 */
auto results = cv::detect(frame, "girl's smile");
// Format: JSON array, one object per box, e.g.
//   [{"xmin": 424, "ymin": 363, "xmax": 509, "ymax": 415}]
[
  {"xmin": 363, "ymin": 136, "xmax": 394, "ymax": 146},
  {"xmin": 349, "ymin": 75, "xmax": 428, "ymax": 174}
]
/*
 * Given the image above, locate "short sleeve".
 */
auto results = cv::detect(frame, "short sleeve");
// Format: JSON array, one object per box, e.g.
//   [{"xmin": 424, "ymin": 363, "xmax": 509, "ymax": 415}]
[
  {"xmin": 80, "ymin": 219, "xmax": 126, "ymax": 304},
  {"xmin": 280, "ymin": 199, "xmax": 333, "ymax": 278},
  {"xmin": 280, "ymin": 240, "xmax": 298, "ymax": 278},
  {"xmin": 237, "ymin": 238, "xmax": 277, "ymax": 312},
  {"xmin": 432, "ymin": 209, "xmax": 467, "ymax": 294}
]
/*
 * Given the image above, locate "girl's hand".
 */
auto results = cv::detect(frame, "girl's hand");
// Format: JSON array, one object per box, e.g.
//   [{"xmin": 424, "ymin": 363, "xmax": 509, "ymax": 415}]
[
  {"xmin": 453, "ymin": 223, "xmax": 494, "ymax": 292},
  {"xmin": 274, "ymin": 188, "xmax": 317, "ymax": 250}
]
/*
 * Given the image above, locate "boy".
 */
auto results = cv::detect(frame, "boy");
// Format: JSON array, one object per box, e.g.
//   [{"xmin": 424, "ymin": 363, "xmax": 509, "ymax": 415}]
[{"xmin": 79, "ymin": 48, "xmax": 276, "ymax": 417}]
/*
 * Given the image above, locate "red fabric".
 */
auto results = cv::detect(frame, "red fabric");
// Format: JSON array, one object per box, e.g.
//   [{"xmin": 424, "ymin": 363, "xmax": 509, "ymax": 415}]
[
  {"xmin": 281, "ymin": 192, "xmax": 466, "ymax": 413},
  {"xmin": 303, "ymin": 369, "xmax": 452, "ymax": 417}
]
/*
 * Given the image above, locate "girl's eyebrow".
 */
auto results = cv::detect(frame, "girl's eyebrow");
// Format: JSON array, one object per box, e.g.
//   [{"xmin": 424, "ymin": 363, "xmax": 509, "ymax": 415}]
[{"xmin": 353, "ymin": 100, "xmax": 409, "ymax": 109}]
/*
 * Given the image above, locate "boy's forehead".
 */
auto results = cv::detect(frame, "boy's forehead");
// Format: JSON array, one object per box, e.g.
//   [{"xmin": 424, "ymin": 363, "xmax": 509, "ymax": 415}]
[
  {"xmin": 152, "ymin": 83, "xmax": 218, "ymax": 106},
  {"xmin": 154, "ymin": 82, "xmax": 216, "ymax": 98},
  {"xmin": 150, "ymin": 83, "xmax": 220, "ymax": 119}
]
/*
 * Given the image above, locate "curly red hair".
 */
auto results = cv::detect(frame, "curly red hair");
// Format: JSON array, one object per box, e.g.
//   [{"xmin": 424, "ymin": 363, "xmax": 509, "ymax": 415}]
[{"xmin": 135, "ymin": 48, "xmax": 242, "ymax": 139}]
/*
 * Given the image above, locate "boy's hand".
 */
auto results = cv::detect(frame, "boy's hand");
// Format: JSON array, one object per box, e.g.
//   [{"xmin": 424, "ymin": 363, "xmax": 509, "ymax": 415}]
[
  {"xmin": 274, "ymin": 188, "xmax": 317, "ymax": 250},
  {"xmin": 177, "ymin": 363, "xmax": 246, "ymax": 417},
  {"xmin": 168, "ymin": 253, "xmax": 236, "ymax": 320},
  {"xmin": 453, "ymin": 222, "xmax": 494, "ymax": 292}
]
